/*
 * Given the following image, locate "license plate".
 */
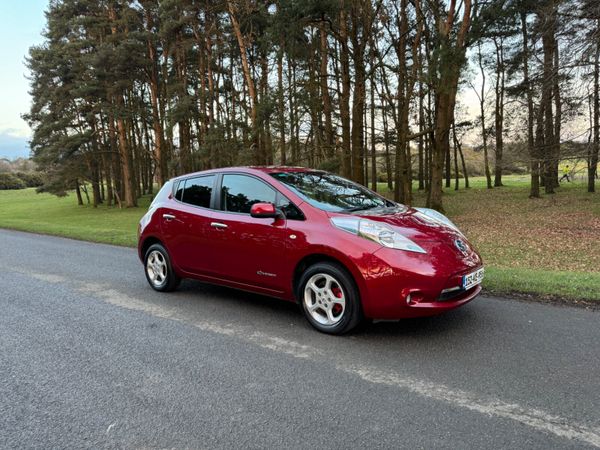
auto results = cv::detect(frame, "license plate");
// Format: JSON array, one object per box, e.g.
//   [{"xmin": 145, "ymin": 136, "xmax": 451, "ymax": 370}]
[{"xmin": 462, "ymin": 268, "xmax": 484, "ymax": 290}]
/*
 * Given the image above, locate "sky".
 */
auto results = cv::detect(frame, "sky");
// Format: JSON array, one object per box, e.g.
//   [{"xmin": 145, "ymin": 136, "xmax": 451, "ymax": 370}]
[{"xmin": 0, "ymin": 1, "xmax": 47, "ymax": 160}]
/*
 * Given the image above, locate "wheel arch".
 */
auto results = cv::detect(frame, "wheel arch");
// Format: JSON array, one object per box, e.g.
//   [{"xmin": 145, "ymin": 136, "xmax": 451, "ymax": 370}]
[
  {"xmin": 292, "ymin": 252, "xmax": 367, "ymax": 306},
  {"xmin": 139, "ymin": 235, "xmax": 163, "ymax": 262}
]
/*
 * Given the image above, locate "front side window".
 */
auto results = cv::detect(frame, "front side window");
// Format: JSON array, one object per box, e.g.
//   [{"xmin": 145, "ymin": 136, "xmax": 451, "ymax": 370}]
[
  {"xmin": 180, "ymin": 175, "xmax": 215, "ymax": 208},
  {"xmin": 221, "ymin": 174, "xmax": 276, "ymax": 214},
  {"xmin": 270, "ymin": 171, "xmax": 395, "ymax": 213}
]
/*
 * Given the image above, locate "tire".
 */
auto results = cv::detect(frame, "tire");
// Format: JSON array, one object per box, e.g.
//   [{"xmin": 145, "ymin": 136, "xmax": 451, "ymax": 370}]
[
  {"xmin": 298, "ymin": 262, "xmax": 363, "ymax": 335},
  {"xmin": 144, "ymin": 243, "xmax": 181, "ymax": 292}
]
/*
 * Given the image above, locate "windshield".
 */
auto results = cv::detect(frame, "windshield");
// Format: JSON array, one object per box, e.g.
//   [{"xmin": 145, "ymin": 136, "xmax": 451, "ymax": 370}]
[{"xmin": 270, "ymin": 171, "xmax": 394, "ymax": 213}]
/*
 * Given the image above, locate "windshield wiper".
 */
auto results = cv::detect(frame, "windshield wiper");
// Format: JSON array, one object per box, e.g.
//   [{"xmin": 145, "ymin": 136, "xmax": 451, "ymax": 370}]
[
  {"xmin": 345, "ymin": 205, "xmax": 378, "ymax": 212},
  {"xmin": 345, "ymin": 203, "xmax": 400, "ymax": 213}
]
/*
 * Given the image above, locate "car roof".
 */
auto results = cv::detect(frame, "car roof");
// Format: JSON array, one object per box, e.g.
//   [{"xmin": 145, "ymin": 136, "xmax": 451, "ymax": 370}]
[
  {"xmin": 171, "ymin": 166, "xmax": 323, "ymax": 181},
  {"xmin": 248, "ymin": 166, "xmax": 321, "ymax": 174}
]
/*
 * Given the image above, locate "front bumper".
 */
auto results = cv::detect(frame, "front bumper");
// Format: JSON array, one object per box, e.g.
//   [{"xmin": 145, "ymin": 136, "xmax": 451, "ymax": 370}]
[{"xmin": 359, "ymin": 245, "xmax": 483, "ymax": 320}]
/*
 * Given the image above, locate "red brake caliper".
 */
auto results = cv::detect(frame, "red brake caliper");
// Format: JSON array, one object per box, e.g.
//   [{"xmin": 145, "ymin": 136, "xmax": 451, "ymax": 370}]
[{"xmin": 331, "ymin": 287, "xmax": 343, "ymax": 315}]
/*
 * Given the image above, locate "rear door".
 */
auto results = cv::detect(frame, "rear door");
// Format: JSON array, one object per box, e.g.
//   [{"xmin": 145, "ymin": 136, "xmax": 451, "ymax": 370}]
[
  {"xmin": 208, "ymin": 174, "xmax": 290, "ymax": 293},
  {"xmin": 160, "ymin": 174, "xmax": 220, "ymax": 276}
]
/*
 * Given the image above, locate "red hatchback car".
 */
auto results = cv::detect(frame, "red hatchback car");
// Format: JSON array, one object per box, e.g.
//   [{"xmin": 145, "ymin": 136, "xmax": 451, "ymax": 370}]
[{"xmin": 138, "ymin": 167, "xmax": 484, "ymax": 334}]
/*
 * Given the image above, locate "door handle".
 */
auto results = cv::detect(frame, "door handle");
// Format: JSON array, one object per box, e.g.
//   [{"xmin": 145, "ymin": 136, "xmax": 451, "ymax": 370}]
[
  {"xmin": 163, "ymin": 213, "xmax": 176, "ymax": 221},
  {"xmin": 210, "ymin": 222, "xmax": 228, "ymax": 229}
]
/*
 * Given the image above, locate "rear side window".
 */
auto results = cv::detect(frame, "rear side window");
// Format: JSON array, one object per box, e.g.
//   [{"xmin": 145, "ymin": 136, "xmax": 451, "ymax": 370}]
[
  {"xmin": 180, "ymin": 175, "xmax": 215, "ymax": 208},
  {"xmin": 174, "ymin": 180, "xmax": 184, "ymax": 201},
  {"xmin": 221, "ymin": 174, "xmax": 276, "ymax": 214}
]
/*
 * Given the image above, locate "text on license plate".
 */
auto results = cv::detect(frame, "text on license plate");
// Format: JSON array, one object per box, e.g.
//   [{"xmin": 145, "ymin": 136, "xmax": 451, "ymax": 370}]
[{"xmin": 462, "ymin": 268, "xmax": 484, "ymax": 290}]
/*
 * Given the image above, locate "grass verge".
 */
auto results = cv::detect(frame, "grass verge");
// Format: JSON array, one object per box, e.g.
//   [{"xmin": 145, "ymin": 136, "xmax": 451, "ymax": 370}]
[
  {"xmin": 484, "ymin": 267, "xmax": 600, "ymax": 303},
  {"xmin": 0, "ymin": 188, "xmax": 149, "ymax": 247}
]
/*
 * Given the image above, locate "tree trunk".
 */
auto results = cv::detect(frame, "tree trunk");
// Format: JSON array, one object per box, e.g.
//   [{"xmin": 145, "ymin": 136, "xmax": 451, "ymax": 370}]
[
  {"xmin": 351, "ymin": 53, "xmax": 366, "ymax": 185},
  {"xmin": 521, "ymin": 12, "xmax": 539, "ymax": 198},
  {"xmin": 108, "ymin": 5, "xmax": 136, "ymax": 207},
  {"xmin": 452, "ymin": 120, "xmax": 460, "ymax": 190},
  {"xmin": 552, "ymin": 45, "xmax": 561, "ymax": 188},
  {"xmin": 260, "ymin": 50, "xmax": 271, "ymax": 165},
  {"xmin": 102, "ymin": 152, "xmax": 113, "ymax": 207},
  {"xmin": 228, "ymin": 1, "xmax": 259, "ymax": 157},
  {"xmin": 75, "ymin": 179, "xmax": 83, "ymax": 206},
  {"xmin": 477, "ymin": 42, "xmax": 493, "ymax": 189},
  {"xmin": 144, "ymin": 7, "xmax": 167, "ymax": 186},
  {"xmin": 382, "ymin": 95, "xmax": 393, "ymax": 191},
  {"xmin": 338, "ymin": 10, "xmax": 352, "ymax": 178},
  {"xmin": 277, "ymin": 47, "xmax": 286, "ymax": 165},
  {"xmin": 88, "ymin": 118, "xmax": 102, "ymax": 207},
  {"xmin": 370, "ymin": 52, "xmax": 377, "ymax": 192},
  {"xmin": 445, "ymin": 139, "xmax": 451, "ymax": 188},
  {"xmin": 418, "ymin": 78, "xmax": 425, "ymax": 190},
  {"xmin": 115, "ymin": 101, "xmax": 136, "ymax": 207},
  {"xmin": 493, "ymin": 37, "xmax": 505, "ymax": 187},
  {"xmin": 541, "ymin": 3, "xmax": 557, "ymax": 195},
  {"xmin": 458, "ymin": 140, "xmax": 469, "ymax": 188},
  {"xmin": 287, "ymin": 59, "xmax": 298, "ymax": 164},
  {"xmin": 307, "ymin": 46, "xmax": 321, "ymax": 166},
  {"xmin": 590, "ymin": 20, "xmax": 599, "ymax": 193},
  {"xmin": 428, "ymin": 85, "xmax": 454, "ymax": 212},
  {"xmin": 427, "ymin": 0, "xmax": 471, "ymax": 212},
  {"xmin": 320, "ymin": 24, "xmax": 334, "ymax": 158}
]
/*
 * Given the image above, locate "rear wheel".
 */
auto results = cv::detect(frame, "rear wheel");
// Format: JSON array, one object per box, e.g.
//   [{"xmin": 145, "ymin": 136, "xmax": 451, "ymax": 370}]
[
  {"xmin": 144, "ymin": 243, "xmax": 180, "ymax": 292},
  {"xmin": 298, "ymin": 262, "xmax": 362, "ymax": 335}
]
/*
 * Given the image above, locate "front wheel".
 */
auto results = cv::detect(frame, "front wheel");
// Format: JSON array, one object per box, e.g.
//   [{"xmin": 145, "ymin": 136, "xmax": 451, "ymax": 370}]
[
  {"xmin": 144, "ymin": 243, "xmax": 180, "ymax": 292},
  {"xmin": 298, "ymin": 262, "xmax": 363, "ymax": 335}
]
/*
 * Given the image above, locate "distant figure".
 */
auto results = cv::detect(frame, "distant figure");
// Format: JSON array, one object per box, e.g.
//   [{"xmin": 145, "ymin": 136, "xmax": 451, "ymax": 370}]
[{"xmin": 560, "ymin": 165, "xmax": 571, "ymax": 183}]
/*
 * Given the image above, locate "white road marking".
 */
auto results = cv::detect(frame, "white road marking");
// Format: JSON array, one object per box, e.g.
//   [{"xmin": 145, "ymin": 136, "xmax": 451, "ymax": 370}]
[
  {"xmin": 106, "ymin": 422, "xmax": 116, "ymax": 435},
  {"xmin": 349, "ymin": 367, "xmax": 600, "ymax": 448},
  {"xmin": 8, "ymin": 266, "xmax": 600, "ymax": 448},
  {"xmin": 30, "ymin": 272, "xmax": 66, "ymax": 284},
  {"xmin": 3, "ymin": 266, "xmax": 66, "ymax": 284},
  {"xmin": 77, "ymin": 283, "xmax": 321, "ymax": 360}
]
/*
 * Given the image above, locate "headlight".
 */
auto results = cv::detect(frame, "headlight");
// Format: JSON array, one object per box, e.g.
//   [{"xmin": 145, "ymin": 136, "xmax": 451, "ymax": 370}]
[
  {"xmin": 414, "ymin": 207, "xmax": 462, "ymax": 234},
  {"xmin": 331, "ymin": 217, "xmax": 426, "ymax": 254}
]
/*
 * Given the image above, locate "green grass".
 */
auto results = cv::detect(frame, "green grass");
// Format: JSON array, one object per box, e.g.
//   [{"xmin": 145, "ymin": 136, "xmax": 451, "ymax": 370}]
[
  {"xmin": 483, "ymin": 267, "xmax": 600, "ymax": 302},
  {"xmin": 0, "ymin": 188, "xmax": 149, "ymax": 246},
  {"xmin": 1, "ymin": 176, "xmax": 599, "ymax": 303}
]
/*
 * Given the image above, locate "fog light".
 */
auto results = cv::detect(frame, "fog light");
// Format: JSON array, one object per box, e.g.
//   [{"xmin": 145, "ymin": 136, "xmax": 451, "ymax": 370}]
[{"xmin": 406, "ymin": 294, "xmax": 412, "ymax": 305}]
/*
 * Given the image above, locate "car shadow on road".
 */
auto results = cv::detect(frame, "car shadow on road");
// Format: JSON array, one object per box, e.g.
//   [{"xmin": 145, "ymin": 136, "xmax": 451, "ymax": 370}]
[
  {"xmin": 177, "ymin": 279, "xmax": 481, "ymax": 339},
  {"xmin": 177, "ymin": 279, "xmax": 300, "ymax": 314},
  {"xmin": 361, "ymin": 307, "xmax": 479, "ymax": 337}
]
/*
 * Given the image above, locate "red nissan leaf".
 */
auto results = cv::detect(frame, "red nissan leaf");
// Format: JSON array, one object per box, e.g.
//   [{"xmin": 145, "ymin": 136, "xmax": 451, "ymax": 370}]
[{"xmin": 138, "ymin": 167, "xmax": 484, "ymax": 334}]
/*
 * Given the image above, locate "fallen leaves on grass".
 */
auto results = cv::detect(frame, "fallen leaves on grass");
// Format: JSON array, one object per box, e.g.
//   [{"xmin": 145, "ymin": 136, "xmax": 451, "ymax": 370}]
[{"xmin": 447, "ymin": 185, "xmax": 600, "ymax": 273}]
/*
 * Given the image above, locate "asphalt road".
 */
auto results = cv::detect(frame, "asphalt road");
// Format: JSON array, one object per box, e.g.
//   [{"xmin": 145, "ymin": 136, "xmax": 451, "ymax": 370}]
[{"xmin": 0, "ymin": 229, "xmax": 599, "ymax": 449}]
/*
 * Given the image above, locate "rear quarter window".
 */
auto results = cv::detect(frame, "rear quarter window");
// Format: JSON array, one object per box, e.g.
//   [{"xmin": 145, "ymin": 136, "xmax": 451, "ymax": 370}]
[{"xmin": 150, "ymin": 181, "xmax": 173, "ymax": 207}]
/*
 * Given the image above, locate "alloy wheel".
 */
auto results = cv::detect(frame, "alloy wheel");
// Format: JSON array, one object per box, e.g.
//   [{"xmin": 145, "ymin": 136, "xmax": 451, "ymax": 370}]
[
  {"xmin": 146, "ymin": 250, "xmax": 167, "ymax": 287},
  {"xmin": 303, "ymin": 273, "xmax": 346, "ymax": 326}
]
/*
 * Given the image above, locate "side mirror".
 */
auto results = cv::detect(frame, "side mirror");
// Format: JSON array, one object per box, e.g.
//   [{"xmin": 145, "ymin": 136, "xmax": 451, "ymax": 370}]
[{"xmin": 250, "ymin": 202, "xmax": 281, "ymax": 219}]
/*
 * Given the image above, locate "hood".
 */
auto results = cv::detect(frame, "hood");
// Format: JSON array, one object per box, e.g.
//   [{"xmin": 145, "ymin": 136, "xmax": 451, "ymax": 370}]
[
  {"xmin": 327, "ymin": 206, "xmax": 481, "ymax": 266},
  {"xmin": 331, "ymin": 206, "xmax": 466, "ymax": 245},
  {"xmin": 353, "ymin": 206, "xmax": 479, "ymax": 262}
]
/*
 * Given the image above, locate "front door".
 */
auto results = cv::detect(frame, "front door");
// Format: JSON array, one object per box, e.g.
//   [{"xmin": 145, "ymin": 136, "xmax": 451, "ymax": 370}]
[{"xmin": 208, "ymin": 174, "xmax": 289, "ymax": 293}]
